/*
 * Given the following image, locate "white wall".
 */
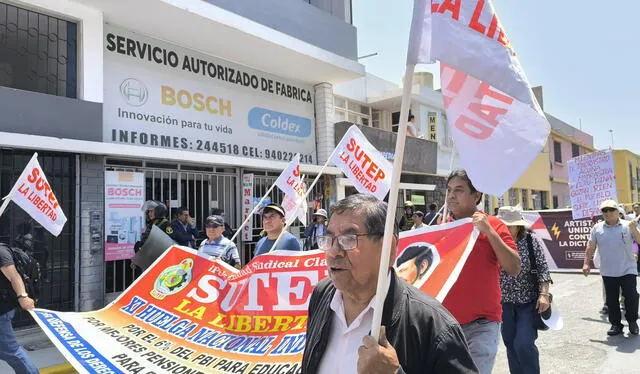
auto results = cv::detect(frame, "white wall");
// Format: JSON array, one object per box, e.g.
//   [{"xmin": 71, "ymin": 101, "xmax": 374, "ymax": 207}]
[{"xmin": 16, "ymin": 0, "xmax": 103, "ymax": 102}]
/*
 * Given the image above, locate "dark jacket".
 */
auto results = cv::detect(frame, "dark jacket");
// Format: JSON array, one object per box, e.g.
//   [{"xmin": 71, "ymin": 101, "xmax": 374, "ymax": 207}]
[
  {"xmin": 302, "ymin": 272, "xmax": 478, "ymax": 374},
  {"xmin": 167, "ymin": 219, "xmax": 199, "ymax": 248}
]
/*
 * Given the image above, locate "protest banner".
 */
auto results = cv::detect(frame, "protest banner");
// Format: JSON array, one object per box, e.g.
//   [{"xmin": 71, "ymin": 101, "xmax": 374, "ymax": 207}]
[
  {"xmin": 522, "ymin": 209, "xmax": 599, "ymax": 271},
  {"xmin": 396, "ymin": 218, "xmax": 477, "ymax": 302},
  {"xmin": 275, "ymin": 155, "xmax": 307, "ymax": 226},
  {"xmin": 33, "ymin": 246, "xmax": 327, "ymax": 374},
  {"xmin": 329, "ymin": 125, "xmax": 393, "ymax": 200},
  {"xmin": 567, "ymin": 150, "xmax": 617, "ymax": 219},
  {"xmin": 35, "ymin": 222, "xmax": 480, "ymax": 373},
  {"xmin": 0, "ymin": 153, "xmax": 67, "ymax": 236},
  {"xmin": 105, "ymin": 171, "xmax": 146, "ymax": 261},
  {"xmin": 407, "ymin": 0, "xmax": 550, "ymax": 196}
]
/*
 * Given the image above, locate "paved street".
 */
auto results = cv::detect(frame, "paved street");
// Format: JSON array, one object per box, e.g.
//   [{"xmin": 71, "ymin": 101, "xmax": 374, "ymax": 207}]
[
  {"xmin": 494, "ymin": 272, "xmax": 640, "ymax": 374},
  {"xmin": 2, "ymin": 272, "xmax": 639, "ymax": 374}
]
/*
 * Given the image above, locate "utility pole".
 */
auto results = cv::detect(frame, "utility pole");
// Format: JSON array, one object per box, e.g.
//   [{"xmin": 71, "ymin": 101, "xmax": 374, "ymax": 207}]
[{"xmin": 609, "ymin": 129, "xmax": 614, "ymax": 148}]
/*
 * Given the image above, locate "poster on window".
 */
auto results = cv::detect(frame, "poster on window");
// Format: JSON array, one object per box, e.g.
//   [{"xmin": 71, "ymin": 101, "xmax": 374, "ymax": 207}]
[{"xmin": 105, "ymin": 171, "xmax": 146, "ymax": 261}]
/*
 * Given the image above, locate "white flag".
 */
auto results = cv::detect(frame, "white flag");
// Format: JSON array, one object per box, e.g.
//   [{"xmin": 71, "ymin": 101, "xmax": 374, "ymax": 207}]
[
  {"xmin": 330, "ymin": 125, "xmax": 393, "ymax": 200},
  {"xmin": 407, "ymin": 0, "xmax": 550, "ymax": 195},
  {"xmin": 275, "ymin": 154, "xmax": 307, "ymax": 225},
  {"xmin": 0, "ymin": 153, "xmax": 67, "ymax": 236}
]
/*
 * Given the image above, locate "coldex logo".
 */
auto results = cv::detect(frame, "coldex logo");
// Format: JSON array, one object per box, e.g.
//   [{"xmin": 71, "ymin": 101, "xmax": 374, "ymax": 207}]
[{"xmin": 120, "ymin": 78, "xmax": 149, "ymax": 107}]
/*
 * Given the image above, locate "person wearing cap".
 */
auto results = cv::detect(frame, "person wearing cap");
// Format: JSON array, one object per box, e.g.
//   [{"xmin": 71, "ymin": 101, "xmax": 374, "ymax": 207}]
[
  {"xmin": 254, "ymin": 204, "xmax": 302, "ymax": 257},
  {"xmin": 395, "ymin": 244, "xmax": 435, "ymax": 286},
  {"xmin": 441, "ymin": 169, "xmax": 520, "ymax": 374},
  {"xmin": 399, "ymin": 201, "xmax": 415, "ymax": 231},
  {"xmin": 583, "ymin": 199, "xmax": 640, "ymax": 336},
  {"xmin": 411, "ymin": 211, "xmax": 425, "ymax": 230},
  {"xmin": 498, "ymin": 206, "xmax": 552, "ymax": 374},
  {"xmin": 198, "ymin": 215, "xmax": 241, "ymax": 269},
  {"xmin": 304, "ymin": 209, "xmax": 328, "ymax": 250}
]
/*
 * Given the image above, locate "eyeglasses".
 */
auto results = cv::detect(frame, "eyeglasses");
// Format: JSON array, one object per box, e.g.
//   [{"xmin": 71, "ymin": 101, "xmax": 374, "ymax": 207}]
[
  {"xmin": 601, "ymin": 208, "xmax": 617, "ymax": 213},
  {"xmin": 316, "ymin": 233, "xmax": 382, "ymax": 251}
]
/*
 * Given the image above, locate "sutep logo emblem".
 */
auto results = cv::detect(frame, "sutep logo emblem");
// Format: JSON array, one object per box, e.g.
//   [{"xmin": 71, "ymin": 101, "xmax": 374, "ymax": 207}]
[{"xmin": 120, "ymin": 78, "xmax": 149, "ymax": 107}]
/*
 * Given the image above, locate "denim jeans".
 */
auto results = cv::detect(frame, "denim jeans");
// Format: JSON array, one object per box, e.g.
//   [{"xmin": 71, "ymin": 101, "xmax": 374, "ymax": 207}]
[
  {"xmin": 0, "ymin": 309, "xmax": 39, "ymax": 374},
  {"xmin": 461, "ymin": 318, "xmax": 500, "ymax": 374},
  {"xmin": 501, "ymin": 302, "xmax": 540, "ymax": 374}
]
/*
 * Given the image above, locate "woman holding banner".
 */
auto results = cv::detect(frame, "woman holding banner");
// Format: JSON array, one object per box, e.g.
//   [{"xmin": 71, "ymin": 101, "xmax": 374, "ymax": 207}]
[{"xmin": 498, "ymin": 206, "xmax": 553, "ymax": 374}]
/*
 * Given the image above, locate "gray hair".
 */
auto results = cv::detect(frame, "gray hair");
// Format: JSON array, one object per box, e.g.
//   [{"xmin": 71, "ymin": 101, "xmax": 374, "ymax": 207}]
[{"xmin": 330, "ymin": 194, "xmax": 396, "ymax": 238}]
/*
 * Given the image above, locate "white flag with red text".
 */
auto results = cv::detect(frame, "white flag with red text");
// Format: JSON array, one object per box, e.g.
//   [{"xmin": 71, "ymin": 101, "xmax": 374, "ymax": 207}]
[
  {"xmin": 275, "ymin": 154, "xmax": 307, "ymax": 225},
  {"xmin": 396, "ymin": 219, "xmax": 478, "ymax": 302},
  {"xmin": 330, "ymin": 125, "xmax": 393, "ymax": 200},
  {"xmin": 407, "ymin": 0, "xmax": 550, "ymax": 195},
  {"xmin": 0, "ymin": 153, "xmax": 67, "ymax": 236}
]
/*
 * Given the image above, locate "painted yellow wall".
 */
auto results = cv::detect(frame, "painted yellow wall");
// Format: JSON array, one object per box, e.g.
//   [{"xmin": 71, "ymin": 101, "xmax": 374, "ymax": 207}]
[
  {"xmin": 614, "ymin": 150, "xmax": 640, "ymax": 208},
  {"xmin": 512, "ymin": 151, "xmax": 552, "ymax": 192}
]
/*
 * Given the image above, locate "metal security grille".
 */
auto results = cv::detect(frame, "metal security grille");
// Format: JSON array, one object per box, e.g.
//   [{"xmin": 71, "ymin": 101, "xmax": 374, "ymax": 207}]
[
  {"xmin": 243, "ymin": 172, "xmax": 325, "ymax": 261},
  {"xmin": 0, "ymin": 149, "xmax": 76, "ymax": 327},
  {"xmin": 104, "ymin": 161, "xmax": 237, "ymax": 300},
  {"xmin": 0, "ymin": 2, "xmax": 77, "ymax": 98}
]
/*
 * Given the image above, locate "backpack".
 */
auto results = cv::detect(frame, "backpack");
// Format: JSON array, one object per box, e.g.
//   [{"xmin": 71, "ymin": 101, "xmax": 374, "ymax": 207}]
[{"xmin": 0, "ymin": 243, "xmax": 41, "ymax": 302}]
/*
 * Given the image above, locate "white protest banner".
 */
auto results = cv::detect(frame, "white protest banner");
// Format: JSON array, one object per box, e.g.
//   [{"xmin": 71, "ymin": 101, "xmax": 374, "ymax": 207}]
[
  {"xmin": 407, "ymin": 0, "xmax": 550, "ymax": 196},
  {"xmin": 567, "ymin": 150, "xmax": 617, "ymax": 219},
  {"xmin": 104, "ymin": 171, "xmax": 145, "ymax": 261},
  {"xmin": 241, "ymin": 174, "xmax": 254, "ymax": 241},
  {"xmin": 281, "ymin": 183, "xmax": 308, "ymax": 226},
  {"xmin": 275, "ymin": 154, "xmax": 307, "ymax": 225},
  {"xmin": 0, "ymin": 153, "xmax": 67, "ymax": 236},
  {"xmin": 329, "ymin": 125, "xmax": 393, "ymax": 200}
]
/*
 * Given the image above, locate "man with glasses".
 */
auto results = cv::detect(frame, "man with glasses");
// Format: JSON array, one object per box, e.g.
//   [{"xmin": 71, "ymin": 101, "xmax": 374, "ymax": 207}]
[
  {"xmin": 302, "ymin": 194, "xmax": 477, "ymax": 374},
  {"xmin": 253, "ymin": 204, "xmax": 301, "ymax": 257},
  {"xmin": 583, "ymin": 199, "xmax": 640, "ymax": 336}
]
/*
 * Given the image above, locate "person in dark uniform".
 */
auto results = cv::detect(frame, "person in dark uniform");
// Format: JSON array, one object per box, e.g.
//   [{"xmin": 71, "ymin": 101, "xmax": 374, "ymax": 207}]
[
  {"xmin": 134, "ymin": 201, "xmax": 170, "ymax": 253},
  {"xmin": 167, "ymin": 207, "xmax": 199, "ymax": 248}
]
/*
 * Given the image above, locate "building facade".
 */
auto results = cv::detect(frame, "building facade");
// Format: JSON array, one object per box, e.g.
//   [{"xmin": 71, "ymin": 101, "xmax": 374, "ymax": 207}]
[
  {"xmin": 547, "ymin": 114, "xmax": 596, "ymax": 208},
  {"xmin": 0, "ymin": 0, "xmax": 363, "ymax": 322},
  {"xmin": 613, "ymin": 150, "xmax": 640, "ymax": 210}
]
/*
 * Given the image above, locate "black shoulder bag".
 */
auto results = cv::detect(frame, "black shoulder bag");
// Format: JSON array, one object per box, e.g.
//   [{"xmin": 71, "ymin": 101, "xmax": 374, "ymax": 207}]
[{"xmin": 526, "ymin": 232, "xmax": 551, "ymax": 331}]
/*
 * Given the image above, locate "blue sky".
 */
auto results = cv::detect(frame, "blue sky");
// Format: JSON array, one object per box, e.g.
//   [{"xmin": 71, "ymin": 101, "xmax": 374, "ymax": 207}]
[{"xmin": 352, "ymin": 0, "xmax": 640, "ymax": 154}]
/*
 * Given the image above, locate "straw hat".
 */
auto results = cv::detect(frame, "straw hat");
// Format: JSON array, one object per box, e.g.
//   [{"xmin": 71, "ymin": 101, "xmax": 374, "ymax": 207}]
[{"xmin": 497, "ymin": 206, "xmax": 528, "ymax": 227}]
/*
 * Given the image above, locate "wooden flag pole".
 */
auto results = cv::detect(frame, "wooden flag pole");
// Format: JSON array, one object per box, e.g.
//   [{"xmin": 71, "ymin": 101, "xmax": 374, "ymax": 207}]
[{"xmin": 370, "ymin": 64, "xmax": 415, "ymax": 340}]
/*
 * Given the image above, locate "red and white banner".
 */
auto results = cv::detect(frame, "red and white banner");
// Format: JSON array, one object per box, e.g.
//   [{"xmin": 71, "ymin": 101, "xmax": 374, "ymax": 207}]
[
  {"xmin": 275, "ymin": 154, "xmax": 307, "ymax": 225},
  {"xmin": 407, "ymin": 0, "xmax": 550, "ymax": 196},
  {"xmin": 0, "ymin": 153, "xmax": 67, "ymax": 236},
  {"xmin": 396, "ymin": 219, "xmax": 477, "ymax": 302},
  {"xmin": 330, "ymin": 125, "xmax": 393, "ymax": 200}
]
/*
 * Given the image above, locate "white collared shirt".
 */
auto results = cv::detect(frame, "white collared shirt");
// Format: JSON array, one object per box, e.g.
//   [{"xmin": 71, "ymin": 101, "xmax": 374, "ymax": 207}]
[{"xmin": 317, "ymin": 275, "xmax": 391, "ymax": 374}]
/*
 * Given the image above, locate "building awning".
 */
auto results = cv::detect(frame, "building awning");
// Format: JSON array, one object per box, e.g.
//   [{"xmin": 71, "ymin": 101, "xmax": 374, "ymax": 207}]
[
  {"xmin": 73, "ymin": 0, "xmax": 364, "ymax": 85},
  {"xmin": 0, "ymin": 132, "xmax": 341, "ymax": 175}
]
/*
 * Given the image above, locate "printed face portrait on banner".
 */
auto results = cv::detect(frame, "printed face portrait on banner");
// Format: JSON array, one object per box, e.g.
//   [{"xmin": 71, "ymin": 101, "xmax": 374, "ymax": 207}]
[{"xmin": 395, "ymin": 242, "xmax": 440, "ymax": 288}]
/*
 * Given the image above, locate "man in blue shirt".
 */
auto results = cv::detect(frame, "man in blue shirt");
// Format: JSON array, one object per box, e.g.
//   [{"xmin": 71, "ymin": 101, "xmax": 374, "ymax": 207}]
[
  {"xmin": 254, "ymin": 204, "xmax": 301, "ymax": 257},
  {"xmin": 167, "ymin": 207, "xmax": 199, "ymax": 248},
  {"xmin": 198, "ymin": 215, "xmax": 241, "ymax": 269}
]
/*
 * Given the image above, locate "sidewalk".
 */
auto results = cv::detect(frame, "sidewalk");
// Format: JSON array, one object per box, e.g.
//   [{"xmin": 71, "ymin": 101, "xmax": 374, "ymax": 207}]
[{"xmin": 0, "ymin": 326, "xmax": 74, "ymax": 374}]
